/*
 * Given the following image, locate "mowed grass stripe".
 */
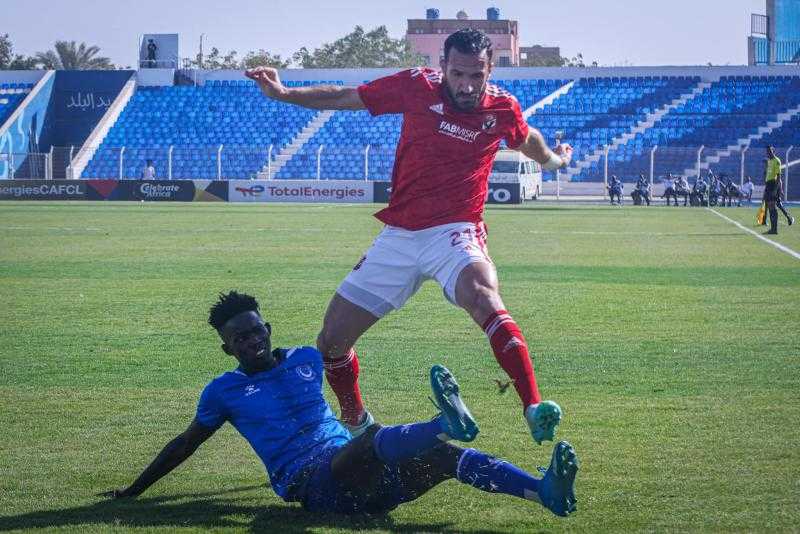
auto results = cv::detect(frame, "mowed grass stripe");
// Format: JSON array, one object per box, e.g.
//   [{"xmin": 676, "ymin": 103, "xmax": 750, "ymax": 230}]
[{"xmin": 0, "ymin": 201, "xmax": 798, "ymax": 533}]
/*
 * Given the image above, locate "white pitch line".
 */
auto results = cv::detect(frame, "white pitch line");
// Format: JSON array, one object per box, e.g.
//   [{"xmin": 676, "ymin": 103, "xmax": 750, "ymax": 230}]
[{"xmin": 707, "ymin": 208, "xmax": 800, "ymax": 261}]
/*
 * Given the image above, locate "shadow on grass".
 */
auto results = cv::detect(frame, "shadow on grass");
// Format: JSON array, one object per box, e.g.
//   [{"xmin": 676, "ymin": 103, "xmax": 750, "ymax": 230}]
[{"xmin": 0, "ymin": 485, "xmax": 505, "ymax": 534}]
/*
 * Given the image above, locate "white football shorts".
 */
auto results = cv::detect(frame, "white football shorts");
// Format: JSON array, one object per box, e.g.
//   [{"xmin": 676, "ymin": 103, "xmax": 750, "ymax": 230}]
[{"xmin": 337, "ymin": 221, "xmax": 494, "ymax": 318}]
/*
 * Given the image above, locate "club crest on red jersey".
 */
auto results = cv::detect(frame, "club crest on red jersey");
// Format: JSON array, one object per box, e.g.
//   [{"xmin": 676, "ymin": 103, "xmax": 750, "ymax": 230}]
[{"xmin": 482, "ymin": 114, "xmax": 497, "ymax": 132}]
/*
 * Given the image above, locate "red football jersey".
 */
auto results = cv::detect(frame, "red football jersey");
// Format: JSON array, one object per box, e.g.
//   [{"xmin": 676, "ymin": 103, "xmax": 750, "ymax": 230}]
[{"xmin": 357, "ymin": 67, "xmax": 529, "ymax": 230}]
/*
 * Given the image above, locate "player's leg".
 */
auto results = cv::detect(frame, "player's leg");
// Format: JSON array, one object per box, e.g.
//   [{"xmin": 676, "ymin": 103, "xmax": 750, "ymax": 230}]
[
  {"xmin": 331, "ymin": 365, "xmax": 578, "ymax": 516},
  {"xmin": 330, "ymin": 364, "xmax": 479, "ymax": 507},
  {"xmin": 319, "ymin": 226, "xmax": 424, "ymax": 431},
  {"xmin": 453, "ymin": 261, "xmax": 561, "ymax": 444},
  {"xmin": 384, "ymin": 436, "xmax": 579, "ymax": 516},
  {"xmin": 317, "ymin": 293, "xmax": 379, "ymax": 428}
]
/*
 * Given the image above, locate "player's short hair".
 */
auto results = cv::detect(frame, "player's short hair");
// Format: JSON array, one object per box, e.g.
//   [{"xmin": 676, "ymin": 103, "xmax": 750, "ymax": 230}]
[
  {"xmin": 443, "ymin": 28, "xmax": 493, "ymax": 61},
  {"xmin": 208, "ymin": 290, "xmax": 260, "ymax": 331}
]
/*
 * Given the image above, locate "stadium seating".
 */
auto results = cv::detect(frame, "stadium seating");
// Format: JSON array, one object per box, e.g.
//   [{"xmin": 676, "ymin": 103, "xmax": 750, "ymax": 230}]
[
  {"xmin": 278, "ymin": 79, "xmax": 566, "ymax": 180},
  {"xmin": 82, "ymin": 80, "xmax": 323, "ymax": 179},
  {"xmin": 77, "ymin": 74, "xmax": 800, "ymax": 184},
  {"xmin": 572, "ymin": 75, "xmax": 800, "ymax": 183},
  {"xmin": 0, "ymin": 83, "xmax": 33, "ymax": 126},
  {"xmin": 530, "ymin": 76, "xmax": 702, "ymax": 180}
]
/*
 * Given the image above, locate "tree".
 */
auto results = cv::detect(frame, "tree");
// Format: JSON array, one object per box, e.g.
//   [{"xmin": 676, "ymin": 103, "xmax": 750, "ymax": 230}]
[
  {"xmin": 34, "ymin": 41, "xmax": 114, "ymax": 70},
  {"xmin": 186, "ymin": 47, "xmax": 244, "ymax": 69},
  {"xmin": 242, "ymin": 49, "xmax": 290, "ymax": 69},
  {"xmin": 562, "ymin": 53, "xmax": 586, "ymax": 68},
  {"xmin": 0, "ymin": 34, "xmax": 11, "ymax": 69},
  {"xmin": 0, "ymin": 34, "xmax": 38, "ymax": 70},
  {"xmin": 292, "ymin": 25, "xmax": 424, "ymax": 68}
]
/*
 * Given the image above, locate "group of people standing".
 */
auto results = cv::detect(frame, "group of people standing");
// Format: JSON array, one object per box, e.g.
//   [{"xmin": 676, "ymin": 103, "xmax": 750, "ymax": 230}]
[
  {"xmin": 606, "ymin": 146, "xmax": 793, "ymax": 235},
  {"xmin": 613, "ymin": 172, "xmax": 750, "ymax": 208}
]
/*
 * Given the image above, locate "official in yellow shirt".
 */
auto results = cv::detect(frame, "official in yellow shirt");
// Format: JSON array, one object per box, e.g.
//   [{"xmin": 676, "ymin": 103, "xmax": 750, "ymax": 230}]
[{"xmin": 763, "ymin": 146, "xmax": 783, "ymax": 234}]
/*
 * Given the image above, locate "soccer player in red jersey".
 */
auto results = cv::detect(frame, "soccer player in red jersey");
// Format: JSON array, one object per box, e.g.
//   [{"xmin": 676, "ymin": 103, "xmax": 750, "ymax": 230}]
[{"xmin": 246, "ymin": 29, "xmax": 573, "ymax": 445}]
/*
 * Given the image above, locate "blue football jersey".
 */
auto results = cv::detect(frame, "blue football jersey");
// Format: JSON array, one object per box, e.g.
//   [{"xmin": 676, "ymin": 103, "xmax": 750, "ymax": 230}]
[{"xmin": 195, "ymin": 346, "xmax": 351, "ymax": 500}]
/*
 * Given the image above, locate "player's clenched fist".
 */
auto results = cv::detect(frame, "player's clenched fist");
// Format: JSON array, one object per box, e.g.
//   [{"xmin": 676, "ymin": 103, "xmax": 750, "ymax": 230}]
[{"xmin": 245, "ymin": 67, "xmax": 286, "ymax": 99}]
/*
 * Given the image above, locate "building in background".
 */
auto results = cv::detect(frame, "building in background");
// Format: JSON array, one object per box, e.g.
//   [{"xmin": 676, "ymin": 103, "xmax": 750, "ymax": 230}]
[
  {"xmin": 519, "ymin": 45, "xmax": 562, "ymax": 67},
  {"xmin": 749, "ymin": 0, "xmax": 800, "ymax": 65},
  {"xmin": 407, "ymin": 7, "xmax": 560, "ymax": 68}
]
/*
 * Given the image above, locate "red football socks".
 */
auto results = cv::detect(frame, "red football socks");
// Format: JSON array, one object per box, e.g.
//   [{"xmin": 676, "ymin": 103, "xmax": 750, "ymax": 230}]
[
  {"xmin": 482, "ymin": 309, "xmax": 541, "ymax": 408},
  {"xmin": 322, "ymin": 348, "xmax": 365, "ymax": 426}
]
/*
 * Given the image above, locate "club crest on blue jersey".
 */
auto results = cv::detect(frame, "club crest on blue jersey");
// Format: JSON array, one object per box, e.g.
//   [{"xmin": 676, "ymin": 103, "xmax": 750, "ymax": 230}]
[{"xmin": 296, "ymin": 364, "xmax": 316, "ymax": 381}]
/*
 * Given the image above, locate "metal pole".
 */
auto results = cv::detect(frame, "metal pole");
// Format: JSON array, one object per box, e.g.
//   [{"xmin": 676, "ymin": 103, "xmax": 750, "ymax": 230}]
[
  {"xmin": 696, "ymin": 145, "xmax": 704, "ymax": 182},
  {"xmin": 267, "ymin": 144, "xmax": 273, "ymax": 180},
  {"xmin": 68, "ymin": 146, "xmax": 74, "ymax": 179},
  {"xmin": 48, "ymin": 146, "xmax": 54, "ymax": 180},
  {"xmin": 741, "ymin": 146, "xmax": 749, "ymax": 187},
  {"xmin": 168, "ymin": 146, "xmax": 173, "ymax": 180},
  {"xmin": 217, "ymin": 144, "xmax": 223, "ymax": 180},
  {"xmin": 650, "ymin": 145, "xmax": 658, "ymax": 185},
  {"xmin": 364, "ymin": 144, "xmax": 370, "ymax": 181},
  {"xmin": 603, "ymin": 145, "xmax": 609, "ymax": 198},
  {"xmin": 317, "ymin": 145, "xmax": 324, "ymax": 180},
  {"xmin": 119, "ymin": 147, "xmax": 125, "ymax": 180},
  {"xmin": 786, "ymin": 146, "xmax": 794, "ymax": 199},
  {"xmin": 555, "ymin": 168, "xmax": 560, "ymax": 201}
]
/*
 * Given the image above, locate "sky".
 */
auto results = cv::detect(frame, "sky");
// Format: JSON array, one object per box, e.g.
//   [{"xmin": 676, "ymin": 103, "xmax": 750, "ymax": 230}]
[{"xmin": 3, "ymin": 0, "xmax": 767, "ymax": 68}]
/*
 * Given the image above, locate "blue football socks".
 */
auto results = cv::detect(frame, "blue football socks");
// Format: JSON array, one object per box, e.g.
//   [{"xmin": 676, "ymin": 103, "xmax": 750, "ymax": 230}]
[
  {"xmin": 456, "ymin": 448, "xmax": 540, "ymax": 500},
  {"xmin": 372, "ymin": 417, "xmax": 448, "ymax": 465}
]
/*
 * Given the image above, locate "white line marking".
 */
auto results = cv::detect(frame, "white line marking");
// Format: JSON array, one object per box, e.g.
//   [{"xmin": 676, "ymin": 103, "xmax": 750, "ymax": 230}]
[{"xmin": 707, "ymin": 208, "xmax": 800, "ymax": 261}]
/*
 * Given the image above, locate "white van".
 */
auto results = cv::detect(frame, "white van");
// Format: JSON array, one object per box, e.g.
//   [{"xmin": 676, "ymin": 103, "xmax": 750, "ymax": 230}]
[{"xmin": 489, "ymin": 149, "xmax": 542, "ymax": 200}]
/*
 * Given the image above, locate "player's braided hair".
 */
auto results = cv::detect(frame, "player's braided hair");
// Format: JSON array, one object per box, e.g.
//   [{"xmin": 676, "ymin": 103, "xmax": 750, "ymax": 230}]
[
  {"xmin": 208, "ymin": 290, "xmax": 260, "ymax": 331},
  {"xmin": 443, "ymin": 28, "xmax": 493, "ymax": 61}
]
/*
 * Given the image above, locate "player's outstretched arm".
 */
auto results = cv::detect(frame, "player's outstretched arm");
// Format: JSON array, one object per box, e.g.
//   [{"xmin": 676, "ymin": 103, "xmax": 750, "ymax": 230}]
[
  {"xmin": 245, "ymin": 67, "xmax": 365, "ymax": 111},
  {"xmin": 515, "ymin": 128, "xmax": 573, "ymax": 171},
  {"xmin": 99, "ymin": 420, "xmax": 217, "ymax": 499}
]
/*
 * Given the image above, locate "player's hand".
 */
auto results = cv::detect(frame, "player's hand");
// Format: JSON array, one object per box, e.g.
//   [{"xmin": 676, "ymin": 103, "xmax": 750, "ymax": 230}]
[
  {"xmin": 97, "ymin": 488, "xmax": 135, "ymax": 500},
  {"xmin": 554, "ymin": 143, "xmax": 573, "ymax": 167},
  {"xmin": 245, "ymin": 67, "xmax": 286, "ymax": 100}
]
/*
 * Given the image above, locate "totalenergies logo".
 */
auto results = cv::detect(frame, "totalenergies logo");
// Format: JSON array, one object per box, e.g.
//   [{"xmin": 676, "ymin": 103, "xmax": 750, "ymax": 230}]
[{"xmin": 235, "ymin": 185, "xmax": 265, "ymax": 197}]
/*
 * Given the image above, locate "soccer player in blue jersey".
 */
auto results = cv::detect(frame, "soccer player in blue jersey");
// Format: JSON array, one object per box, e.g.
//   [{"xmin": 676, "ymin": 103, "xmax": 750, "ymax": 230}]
[{"xmin": 101, "ymin": 291, "xmax": 579, "ymax": 517}]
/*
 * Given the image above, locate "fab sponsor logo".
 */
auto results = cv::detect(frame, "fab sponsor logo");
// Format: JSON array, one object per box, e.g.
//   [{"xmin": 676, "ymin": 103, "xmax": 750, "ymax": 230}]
[{"xmin": 438, "ymin": 120, "xmax": 480, "ymax": 143}]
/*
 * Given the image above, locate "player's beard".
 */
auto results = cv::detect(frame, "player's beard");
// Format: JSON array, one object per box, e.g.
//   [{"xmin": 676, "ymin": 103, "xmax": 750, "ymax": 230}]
[{"xmin": 445, "ymin": 80, "xmax": 484, "ymax": 111}]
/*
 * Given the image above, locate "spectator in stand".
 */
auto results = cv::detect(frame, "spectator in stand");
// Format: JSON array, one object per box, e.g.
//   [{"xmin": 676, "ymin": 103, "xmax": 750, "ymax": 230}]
[
  {"xmin": 142, "ymin": 160, "xmax": 156, "ymax": 179},
  {"xmin": 741, "ymin": 177, "xmax": 754, "ymax": 202}
]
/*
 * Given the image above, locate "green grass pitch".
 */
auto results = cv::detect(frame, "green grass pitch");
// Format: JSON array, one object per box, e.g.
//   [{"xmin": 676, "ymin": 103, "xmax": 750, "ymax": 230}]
[{"xmin": 1, "ymin": 201, "xmax": 798, "ymax": 533}]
